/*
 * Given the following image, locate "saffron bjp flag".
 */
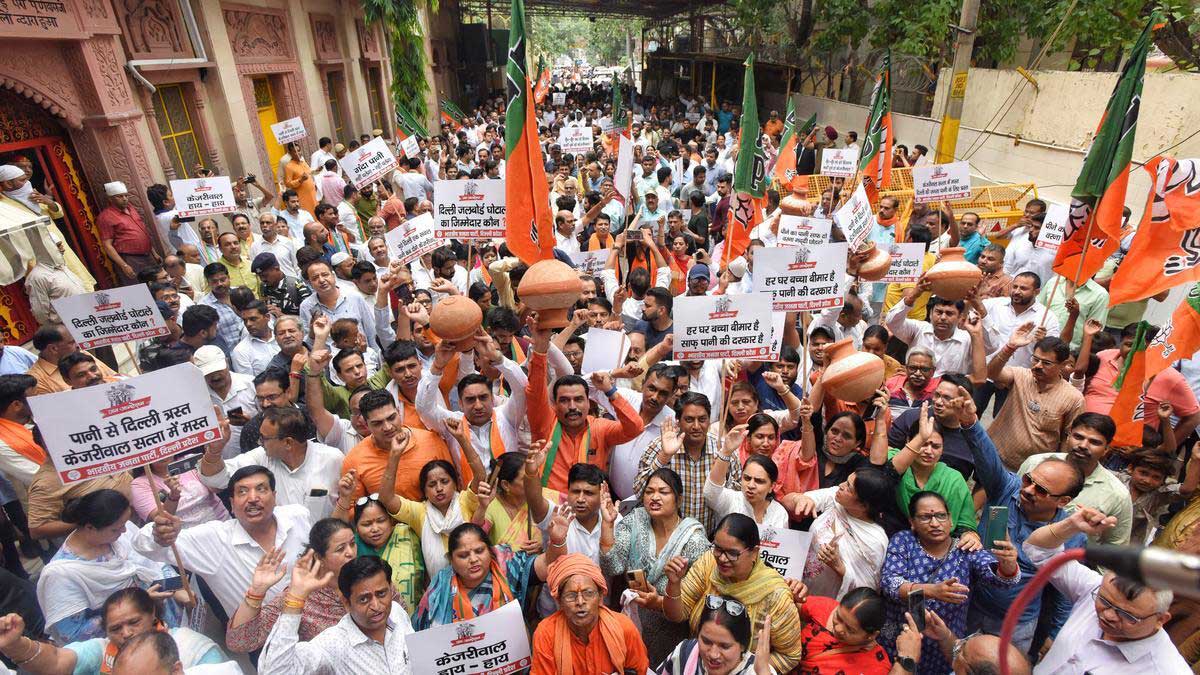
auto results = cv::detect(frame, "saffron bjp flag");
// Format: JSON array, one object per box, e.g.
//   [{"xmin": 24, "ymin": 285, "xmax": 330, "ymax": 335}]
[
  {"xmin": 1112, "ymin": 321, "xmax": 1150, "ymax": 447},
  {"xmin": 534, "ymin": 55, "xmax": 551, "ymax": 105},
  {"xmin": 502, "ymin": 0, "xmax": 555, "ymax": 264},
  {"xmin": 1145, "ymin": 282, "xmax": 1200, "ymax": 380},
  {"xmin": 728, "ymin": 54, "xmax": 768, "ymax": 264},
  {"xmin": 858, "ymin": 51, "xmax": 893, "ymax": 205},
  {"xmin": 1108, "ymin": 156, "xmax": 1200, "ymax": 305},
  {"xmin": 773, "ymin": 98, "xmax": 809, "ymax": 185}
]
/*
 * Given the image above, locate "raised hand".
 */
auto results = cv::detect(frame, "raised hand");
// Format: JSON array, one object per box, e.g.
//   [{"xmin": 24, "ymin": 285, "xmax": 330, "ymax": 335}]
[
  {"xmin": 916, "ymin": 401, "xmax": 934, "ymax": 440},
  {"xmin": 337, "ymin": 470, "xmax": 358, "ymax": 504},
  {"xmin": 430, "ymin": 277, "xmax": 458, "ymax": 295},
  {"xmin": 723, "ymin": 424, "xmax": 749, "ymax": 455},
  {"xmin": 152, "ymin": 511, "xmax": 182, "ymax": 548},
  {"xmin": 600, "ymin": 483, "xmax": 619, "ymax": 526},
  {"xmin": 590, "ymin": 370, "xmax": 615, "ymax": 393},
  {"xmin": 164, "ymin": 474, "xmax": 182, "ymax": 502},
  {"xmin": 663, "ymin": 555, "xmax": 690, "ymax": 584},
  {"xmin": 658, "ymin": 418, "xmax": 684, "ymax": 460},
  {"xmin": 753, "ymin": 613, "xmax": 773, "ymax": 675},
  {"xmin": 872, "ymin": 387, "xmax": 890, "ymax": 413},
  {"xmin": 250, "ymin": 547, "xmax": 288, "ymax": 595},
  {"xmin": 1068, "ymin": 505, "xmax": 1118, "ymax": 537},
  {"xmin": 953, "ymin": 386, "xmax": 978, "ymax": 427},
  {"xmin": 547, "ymin": 502, "xmax": 575, "ymax": 544},
  {"xmin": 389, "ymin": 427, "xmax": 412, "ymax": 458},
  {"xmin": 817, "ymin": 539, "xmax": 844, "ymax": 575},
  {"xmin": 789, "ymin": 494, "xmax": 817, "ymax": 519},
  {"xmin": 309, "ymin": 348, "xmax": 333, "ymax": 374},
  {"xmin": 1158, "ymin": 402, "xmax": 1175, "ymax": 423},
  {"xmin": 524, "ymin": 440, "xmax": 547, "ymax": 479},
  {"xmin": 1083, "ymin": 318, "xmax": 1103, "ymax": 337},
  {"xmin": 289, "ymin": 550, "xmax": 334, "ymax": 599},
  {"xmin": 761, "ymin": 370, "xmax": 787, "ymax": 394},
  {"xmin": 312, "ymin": 314, "xmax": 331, "ymax": 342},
  {"xmin": 475, "ymin": 480, "xmax": 496, "ymax": 510},
  {"xmin": 1008, "ymin": 321, "xmax": 1036, "ymax": 349},
  {"xmin": 0, "ymin": 613, "xmax": 26, "ymax": 651}
]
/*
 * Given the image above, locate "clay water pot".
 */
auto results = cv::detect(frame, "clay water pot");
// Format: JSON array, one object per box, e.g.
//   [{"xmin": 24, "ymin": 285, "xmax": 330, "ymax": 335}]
[
  {"xmin": 821, "ymin": 338, "xmax": 885, "ymax": 403},
  {"xmin": 429, "ymin": 295, "xmax": 482, "ymax": 351},
  {"xmin": 926, "ymin": 247, "xmax": 982, "ymax": 300},
  {"xmin": 517, "ymin": 258, "xmax": 583, "ymax": 329},
  {"xmin": 855, "ymin": 242, "xmax": 892, "ymax": 281},
  {"xmin": 779, "ymin": 180, "xmax": 816, "ymax": 217}
]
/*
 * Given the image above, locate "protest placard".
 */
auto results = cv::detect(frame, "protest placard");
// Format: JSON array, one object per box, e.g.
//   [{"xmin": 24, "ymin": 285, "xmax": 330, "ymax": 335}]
[
  {"xmin": 820, "ymin": 148, "xmax": 859, "ymax": 178},
  {"xmin": 557, "ymin": 126, "xmax": 594, "ymax": 154},
  {"xmin": 269, "ymin": 116, "xmax": 306, "ymax": 144},
  {"xmin": 599, "ymin": 118, "xmax": 613, "ymax": 135},
  {"xmin": 834, "ymin": 183, "xmax": 873, "ymax": 249},
  {"xmin": 568, "ymin": 249, "xmax": 607, "ymax": 277},
  {"xmin": 433, "ymin": 179, "xmax": 506, "ymax": 239},
  {"xmin": 386, "ymin": 212, "xmax": 440, "ymax": 265},
  {"xmin": 168, "ymin": 176, "xmax": 236, "ymax": 218},
  {"xmin": 758, "ymin": 525, "xmax": 814, "ymax": 579},
  {"xmin": 1036, "ymin": 202, "xmax": 1070, "ymax": 252},
  {"xmin": 54, "ymin": 284, "xmax": 170, "ymax": 350},
  {"xmin": 685, "ymin": 112, "xmax": 701, "ymax": 123},
  {"xmin": 778, "ymin": 216, "xmax": 832, "ymax": 248},
  {"xmin": 581, "ymin": 327, "xmax": 630, "ymax": 374},
  {"xmin": 30, "ymin": 363, "xmax": 220, "ymax": 484},
  {"xmin": 399, "ymin": 136, "xmax": 420, "ymax": 158},
  {"xmin": 674, "ymin": 293, "xmax": 774, "ymax": 360},
  {"xmin": 913, "ymin": 161, "xmax": 971, "ymax": 203},
  {"xmin": 766, "ymin": 311, "xmax": 786, "ymax": 361},
  {"xmin": 552, "ymin": 92, "xmax": 566, "ymax": 106},
  {"xmin": 338, "ymin": 137, "xmax": 398, "ymax": 188},
  {"xmin": 754, "ymin": 243, "xmax": 848, "ymax": 312},
  {"xmin": 405, "ymin": 600, "xmax": 531, "ymax": 675},
  {"xmin": 879, "ymin": 242, "xmax": 927, "ymax": 283}
]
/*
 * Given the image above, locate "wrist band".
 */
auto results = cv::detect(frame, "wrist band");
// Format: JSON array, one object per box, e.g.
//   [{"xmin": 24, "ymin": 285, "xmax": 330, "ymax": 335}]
[
  {"xmin": 714, "ymin": 454, "xmax": 731, "ymax": 463},
  {"xmin": 605, "ymin": 386, "xmax": 618, "ymax": 398},
  {"xmin": 288, "ymin": 372, "xmax": 301, "ymax": 379}
]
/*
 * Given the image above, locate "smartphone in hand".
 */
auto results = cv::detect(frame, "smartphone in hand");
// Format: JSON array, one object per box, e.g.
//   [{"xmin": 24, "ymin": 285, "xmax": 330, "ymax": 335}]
[{"xmin": 908, "ymin": 589, "xmax": 926, "ymax": 632}]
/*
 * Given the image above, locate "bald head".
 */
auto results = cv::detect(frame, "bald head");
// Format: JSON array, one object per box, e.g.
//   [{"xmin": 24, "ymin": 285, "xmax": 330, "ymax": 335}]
[
  {"xmin": 303, "ymin": 222, "xmax": 326, "ymax": 246},
  {"xmin": 555, "ymin": 209, "xmax": 576, "ymax": 234},
  {"xmin": 366, "ymin": 216, "xmax": 386, "ymax": 236},
  {"xmin": 955, "ymin": 634, "xmax": 1030, "ymax": 675}
]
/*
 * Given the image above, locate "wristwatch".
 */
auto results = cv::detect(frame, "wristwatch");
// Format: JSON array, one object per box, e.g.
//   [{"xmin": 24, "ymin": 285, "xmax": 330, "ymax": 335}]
[{"xmin": 896, "ymin": 655, "xmax": 916, "ymax": 672}]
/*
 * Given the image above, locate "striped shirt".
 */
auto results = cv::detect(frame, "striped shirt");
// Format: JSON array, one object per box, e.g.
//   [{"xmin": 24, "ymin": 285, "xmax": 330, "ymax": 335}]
[{"xmin": 634, "ymin": 434, "xmax": 740, "ymax": 532}]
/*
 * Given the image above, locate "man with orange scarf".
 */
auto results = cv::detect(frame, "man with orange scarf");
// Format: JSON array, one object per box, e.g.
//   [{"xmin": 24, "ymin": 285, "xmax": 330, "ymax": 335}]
[{"xmin": 531, "ymin": 553, "xmax": 649, "ymax": 675}]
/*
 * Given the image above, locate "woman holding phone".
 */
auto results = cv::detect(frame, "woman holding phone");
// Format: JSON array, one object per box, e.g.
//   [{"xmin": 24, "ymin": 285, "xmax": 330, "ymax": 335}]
[{"xmin": 877, "ymin": 491, "xmax": 1020, "ymax": 674}]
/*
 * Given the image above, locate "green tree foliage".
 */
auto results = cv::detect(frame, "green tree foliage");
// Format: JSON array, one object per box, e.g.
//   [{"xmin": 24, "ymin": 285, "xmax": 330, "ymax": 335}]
[
  {"xmin": 528, "ymin": 14, "xmax": 641, "ymax": 66},
  {"xmin": 361, "ymin": 0, "xmax": 437, "ymax": 119}
]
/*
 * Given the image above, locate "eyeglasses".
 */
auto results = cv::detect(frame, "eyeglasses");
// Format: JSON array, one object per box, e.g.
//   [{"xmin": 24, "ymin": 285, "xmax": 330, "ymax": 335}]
[
  {"xmin": 1030, "ymin": 355, "xmax": 1060, "ymax": 368},
  {"xmin": 356, "ymin": 493, "xmax": 380, "ymax": 507},
  {"xmin": 913, "ymin": 513, "xmax": 950, "ymax": 524},
  {"xmin": 1092, "ymin": 588, "xmax": 1154, "ymax": 624},
  {"xmin": 713, "ymin": 544, "xmax": 749, "ymax": 562},
  {"xmin": 705, "ymin": 595, "xmax": 746, "ymax": 616},
  {"xmin": 561, "ymin": 588, "xmax": 599, "ymax": 604},
  {"xmin": 906, "ymin": 364, "xmax": 934, "ymax": 373},
  {"xmin": 951, "ymin": 632, "xmax": 981, "ymax": 662},
  {"xmin": 1021, "ymin": 473, "xmax": 1067, "ymax": 498}
]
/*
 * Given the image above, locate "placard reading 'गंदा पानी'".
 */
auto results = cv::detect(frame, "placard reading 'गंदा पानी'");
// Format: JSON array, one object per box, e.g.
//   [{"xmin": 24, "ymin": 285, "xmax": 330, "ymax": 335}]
[
  {"xmin": 433, "ymin": 179, "xmax": 506, "ymax": 239},
  {"xmin": 386, "ymin": 212, "xmax": 440, "ymax": 265},
  {"xmin": 168, "ymin": 176, "xmax": 237, "ymax": 218},
  {"xmin": 754, "ymin": 242, "xmax": 848, "ymax": 312},
  {"xmin": 405, "ymin": 600, "xmax": 531, "ymax": 675},
  {"xmin": 29, "ymin": 363, "xmax": 220, "ymax": 484},
  {"xmin": 673, "ymin": 293, "xmax": 774, "ymax": 360},
  {"xmin": 52, "ymin": 284, "xmax": 170, "ymax": 350},
  {"xmin": 338, "ymin": 137, "xmax": 398, "ymax": 188}
]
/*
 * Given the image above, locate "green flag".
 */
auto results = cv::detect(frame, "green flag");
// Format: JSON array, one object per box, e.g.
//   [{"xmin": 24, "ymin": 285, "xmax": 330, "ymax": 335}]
[
  {"xmin": 441, "ymin": 98, "xmax": 469, "ymax": 126},
  {"xmin": 610, "ymin": 72, "xmax": 629, "ymax": 131},
  {"xmin": 798, "ymin": 112, "xmax": 817, "ymax": 138},
  {"xmin": 858, "ymin": 50, "xmax": 893, "ymax": 198},
  {"xmin": 395, "ymin": 103, "xmax": 429, "ymax": 138},
  {"xmin": 733, "ymin": 54, "xmax": 768, "ymax": 198}
]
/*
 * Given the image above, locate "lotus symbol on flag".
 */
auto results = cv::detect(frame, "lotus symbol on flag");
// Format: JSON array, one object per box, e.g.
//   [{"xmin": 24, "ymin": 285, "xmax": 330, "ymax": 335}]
[{"xmin": 106, "ymin": 383, "xmax": 136, "ymax": 407}]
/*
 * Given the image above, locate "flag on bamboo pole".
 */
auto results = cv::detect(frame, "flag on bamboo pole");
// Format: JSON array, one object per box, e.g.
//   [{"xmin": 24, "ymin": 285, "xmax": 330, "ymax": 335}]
[
  {"xmin": 503, "ymin": 0, "xmax": 555, "ymax": 264},
  {"xmin": 612, "ymin": 72, "xmax": 635, "ymax": 207},
  {"xmin": 395, "ymin": 103, "xmax": 429, "ymax": 139},
  {"xmin": 534, "ymin": 55, "xmax": 551, "ymax": 105},
  {"xmin": 1146, "ymin": 282, "xmax": 1200, "ymax": 380},
  {"xmin": 1108, "ymin": 155, "xmax": 1200, "ymax": 305},
  {"xmin": 773, "ymin": 98, "xmax": 814, "ymax": 185},
  {"xmin": 858, "ymin": 51, "xmax": 893, "ymax": 205},
  {"xmin": 728, "ymin": 54, "xmax": 768, "ymax": 264},
  {"xmin": 1112, "ymin": 321, "xmax": 1150, "ymax": 446}
]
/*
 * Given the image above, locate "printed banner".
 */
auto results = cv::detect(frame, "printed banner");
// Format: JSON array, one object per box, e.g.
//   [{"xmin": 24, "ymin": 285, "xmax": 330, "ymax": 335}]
[
  {"xmin": 834, "ymin": 183, "xmax": 873, "ymax": 249},
  {"xmin": 168, "ymin": 176, "xmax": 236, "ymax": 217},
  {"xmin": 30, "ymin": 363, "xmax": 220, "ymax": 484},
  {"xmin": 879, "ymin": 242, "xmax": 927, "ymax": 283},
  {"xmin": 754, "ymin": 243, "xmax": 847, "ymax": 311},
  {"xmin": 758, "ymin": 525, "xmax": 814, "ymax": 579},
  {"xmin": 269, "ymin": 116, "xmax": 307, "ymax": 144},
  {"xmin": 778, "ymin": 216, "xmax": 832, "ymax": 248},
  {"xmin": 405, "ymin": 600, "xmax": 531, "ymax": 675},
  {"xmin": 568, "ymin": 249, "xmax": 608, "ymax": 276},
  {"xmin": 54, "ymin": 284, "xmax": 170, "ymax": 350},
  {"xmin": 557, "ymin": 126, "xmax": 594, "ymax": 154},
  {"xmin": 338, "ymin": 137, "xmax": 399, "ymax": 188},
  {"xmin": 433, "ymin": 179, "xmax": 506, "ymax": 239},
  {"xmin": 913, "ymin": 161, "xmax": 971, "ymax": 203},
  {"xmin": 1035, "ymin": 201, "xmax": 1070, "ymax": 252},
  {"xmin": 820, "ymin": 148, "xmax": 859, "ymax": 178},
  {"xmin": 552, "ymin": 92, "xmax": 567, "ymax": 106},
  {"xmin": 674, "ymin": 293, "xmax": 774, "ymax": 360},
  {"xmin": 399, "ymin": 136, "xmax": 421, "ymax": 158},
  {"xmin": 685, "ymin": 112, "xmax": 702, "ymax": 123},
  {"xmin": 386, "ymin": 212, "xmax": 440, "ymax": 265}
]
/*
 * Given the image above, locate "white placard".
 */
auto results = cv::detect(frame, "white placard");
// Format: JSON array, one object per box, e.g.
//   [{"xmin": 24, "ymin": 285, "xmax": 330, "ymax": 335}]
[
  {"xmin": 778, "ymin": 216, "xmax": 832, "ymax": 248},
  {"xmin": 405, "ymin": 600, "xmax": 531, "ymax": 675},
  {"xmin": 685, "ymin": 112, "xmax": 702, "ymax": 123},
  {"xmin": 820, "ymin": 148, "xmax": 859, "ymax": 178},
  {"xmin": 766, "ymin": 311, "xmax": 786, "ymax": 361},
  {"xmin": 569, "ymin": 249, "xmax": 607, "ymax": 276},
  {"xmin": 169, "ymin": 176, "xmax": 236, "ymax": 218},
  {"xmin": 879, "ymin": 242, "xmax": 927, "ymax": 283},
  {"xmin": 754, "ymin": 243, "xmax": 848, "ymax": 312},
  {"xmin": 599, "ymin": 119, "xmax": 613, "ymax": 135},
  {"xmin": 338, "ymin": 137, "xmax": 398, "ymax": 188},
  {"xmin": 269, "ymin": 116, "xmax": 307, "ymax": 144},
  {"xmin": 433, "ymin": 179, "xmax": 506, "ymax": 239},
  {"xmin": 552, "ymin": 92, "xmax": 567, "ymax": 106},
  {"xmin": 674, "ymin": 293, "xmax": 774, "ymax": 360},
  {"xmin": 54, "ymin": 284, "xmax": 171, "ymax": 350},
  {"xmin": 557, "ymin": 126, "xmax": 594, "ymax": 154},
  {"xmin": 385, "ymin": 212, "xmax": 440, "ymax": 265},
  {"xmin": 758, "ymin": 525, "xmax": 814, "ymax": 579},
  {"xmin": 30, "ymin": 363, "xmax": 220, "ymax": 484},
  {"xmin": 399, "ymin": 136, "xmax": 420, "ymax": 158},
  {"xmin": 834, "ymin": 183, "xmax": 873, "ymax": 249},
  {"xmin": 581, "ymin": 327, "xmax": 630, "ymax": 374},
  {"xmin": 913, "ymin": 161, "xmax": 972, "ymax": 203},
  {"xmin": 1035, "ymin": 201, "xmax": 1070, "ymax": 251}
]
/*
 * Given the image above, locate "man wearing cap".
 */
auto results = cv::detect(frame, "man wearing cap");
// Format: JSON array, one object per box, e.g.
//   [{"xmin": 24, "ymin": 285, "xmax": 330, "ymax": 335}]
[
  {"xmin": 253, "ymin": 252, "xmax": 309, "ymax": 317},
  {"xmin": 193, "ymin": 344, "xmax": 257, "ymax": 455},
  {"xmin": 685, "ymin": 263, "xmax": 711, "ymax": 296},
  {"xmin": 0, "ymin": 165, "xmax": 96, "ymax": 291},
  {"xmin": 251, "ymin": 212, "xmax": 299, "ymax": 279},
  {"xmin": 24, "ymin": 236, "xmax": 88, "ymax": 326},
  {"xmin": 330, "ymin": 251, "xmax": 355, "ymax": 281},
  {"xmin": 217, "ymin": 231, "xmax": 260, "ymax": 296},
  {"xmin": 96, "ymin": 181, "xmax": 156, "ymax": 283}
]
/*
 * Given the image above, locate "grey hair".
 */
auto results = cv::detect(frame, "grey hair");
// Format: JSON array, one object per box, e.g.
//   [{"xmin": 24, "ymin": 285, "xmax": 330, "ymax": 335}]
[
  {"xmin": 907, "ymin": 347, "xmax": 935, "ymax": 363},
  {"xmin": 1111, "ymin": 574, "xmax": 1174, "ymax": 613},
  {"xmin": 983, "ymin": 243, "xmax": 1005, "ymax": 257},
  {"xmin": 367, "ymin": 216, "xmax": 386, "ymax": 229}
]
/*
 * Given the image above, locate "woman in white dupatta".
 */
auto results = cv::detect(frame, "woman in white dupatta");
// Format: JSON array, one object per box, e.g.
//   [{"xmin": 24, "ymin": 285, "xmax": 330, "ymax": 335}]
[
  {"xmin": 36, "ymin": 490, "xmax": 191, "ymax": 644},
  {"xmin": 791, "ymin": 466, "xmax": 906, "ymax": 601}
]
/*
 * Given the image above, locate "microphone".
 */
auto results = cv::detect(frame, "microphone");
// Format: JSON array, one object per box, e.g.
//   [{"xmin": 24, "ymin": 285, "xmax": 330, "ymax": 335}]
[{"xmin": 1085, "ymin": 544, "xmax": 1200, "ymax": 600}]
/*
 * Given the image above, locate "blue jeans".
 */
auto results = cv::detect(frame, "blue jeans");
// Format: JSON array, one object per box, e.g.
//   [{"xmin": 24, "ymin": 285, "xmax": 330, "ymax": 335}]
[{"xmin": 967, "ymin": 606, "xmax": 1036, "ymax": 654}]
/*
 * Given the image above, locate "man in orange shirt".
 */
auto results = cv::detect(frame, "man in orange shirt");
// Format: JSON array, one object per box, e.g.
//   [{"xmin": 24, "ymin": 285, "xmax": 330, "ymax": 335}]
[
  {"xmin": 525, "ymin": 316, "xmax": 643, "ymax": 491},
  {"xmin": 341, "ymin": 389, "xmax": 452, "ymax": 502}
]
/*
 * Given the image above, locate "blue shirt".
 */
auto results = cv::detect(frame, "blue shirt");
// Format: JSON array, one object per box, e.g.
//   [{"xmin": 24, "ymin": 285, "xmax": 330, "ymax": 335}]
[
  {"xmin": 964, "ymin": 423, "xmax": 1084, "ymax": 626},
  {"xmin": 0, "ymin": 346, "xmax": 36, "ymax": 375},
  {"xmin": 716, "ymin": 110, "xmax": 734, "ymax": 134},
  {"xmin": 959, "ymin": 231, "xmax": 990, "ymax": 263},
  {"xmin": 746, "ymin": 368, "xmax": 804, "ymax": 440}
]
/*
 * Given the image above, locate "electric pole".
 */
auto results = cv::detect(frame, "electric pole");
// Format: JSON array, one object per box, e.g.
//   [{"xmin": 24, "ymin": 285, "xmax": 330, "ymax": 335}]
[{"xmin": 934, "ymin": 0, "xmax": 981, "ymax": 163}]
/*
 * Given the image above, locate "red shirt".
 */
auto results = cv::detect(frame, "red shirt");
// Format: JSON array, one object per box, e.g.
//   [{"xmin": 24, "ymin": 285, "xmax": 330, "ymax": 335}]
[
  {"xmin": 379, "ymin": 196, "xmax": 407, "ymax": 232},
  {"xmin": 96, "ymin": 205, "xmax": 153, "ymax": 254}
]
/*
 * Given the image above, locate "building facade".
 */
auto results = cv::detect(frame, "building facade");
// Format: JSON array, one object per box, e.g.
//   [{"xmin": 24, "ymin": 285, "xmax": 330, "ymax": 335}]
[{"xmin": 0, "ymin": 0, "xmax": 395, "ymax": 342}]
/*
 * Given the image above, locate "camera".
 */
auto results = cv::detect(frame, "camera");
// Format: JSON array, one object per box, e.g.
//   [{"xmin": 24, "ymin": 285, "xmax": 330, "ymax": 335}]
[{"xmin": 244, "ymin": 174, "xmax": 256, "ymax": 184}]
